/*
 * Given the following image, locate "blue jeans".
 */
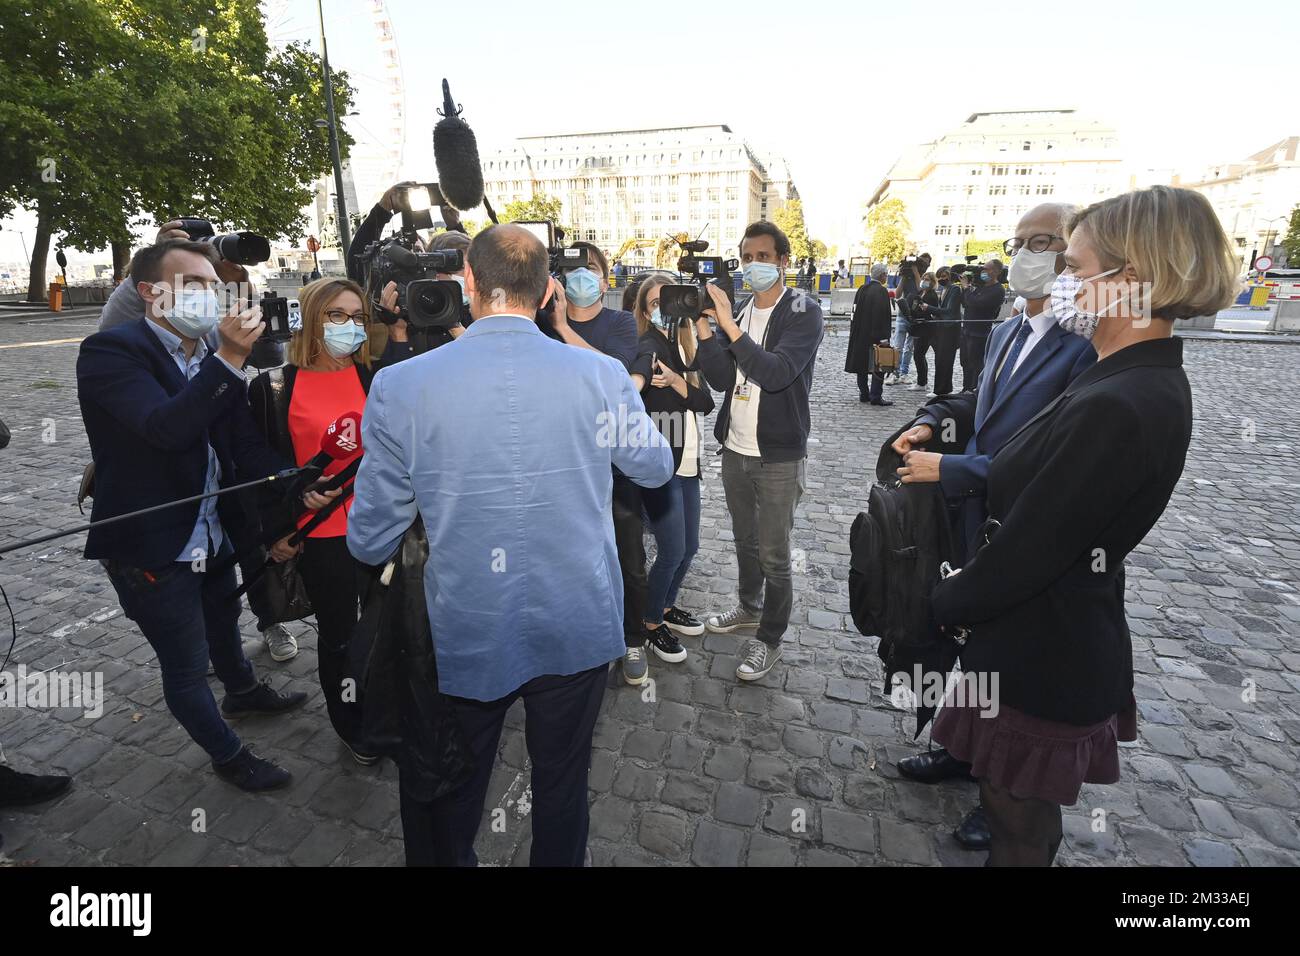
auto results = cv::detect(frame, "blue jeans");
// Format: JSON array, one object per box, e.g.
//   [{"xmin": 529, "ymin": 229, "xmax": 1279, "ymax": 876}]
[
  {"xmin": 892, "ymin": 317, "xmax": 914, "ymax": 376},
  {"xmin": 641, "ymin": 474, "xmax": 701, "ymax": 624},
  {"xmin": 102, "ymin": 541, "xmax": 256, "ymax": 763}
]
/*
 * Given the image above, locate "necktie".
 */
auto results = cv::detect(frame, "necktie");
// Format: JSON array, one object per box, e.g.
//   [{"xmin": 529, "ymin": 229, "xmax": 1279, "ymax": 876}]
[{"xmin": 994, "ymin": 318, "xmax": 1033, "ymax": 397}]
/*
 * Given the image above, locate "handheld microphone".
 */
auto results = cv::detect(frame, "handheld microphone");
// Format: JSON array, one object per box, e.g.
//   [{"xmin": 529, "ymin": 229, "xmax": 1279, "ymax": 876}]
[
  {"xmin": 433, "ymin": 79, "xmax": 484, "ymax": 212},
  {"xmin": 293, "ymin": 411, "xmax": 363, "ymax": 486}
]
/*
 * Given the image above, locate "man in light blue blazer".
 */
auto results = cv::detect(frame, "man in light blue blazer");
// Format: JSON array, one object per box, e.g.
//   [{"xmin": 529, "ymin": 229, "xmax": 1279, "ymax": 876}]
[
  {"xmin": 889, "ymin": 203, "xmax": 1096, "ymax": 849},
  {"xmin": 348, "ymin": 224, "xmax": 673, "ymax": 866}
]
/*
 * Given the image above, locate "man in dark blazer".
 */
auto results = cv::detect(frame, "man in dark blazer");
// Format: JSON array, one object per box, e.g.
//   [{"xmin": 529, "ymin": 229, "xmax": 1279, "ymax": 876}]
[
  {"xmin": 77, "ymin": 239, "xmax": 309, "ymax": 792},
  {"xmin": 887, "ymin": 203, "xmax": 1094, "ymax": 847},
  {"xmin": 845, "ymin": 262, "xmax": 894, "ymax": 405}
]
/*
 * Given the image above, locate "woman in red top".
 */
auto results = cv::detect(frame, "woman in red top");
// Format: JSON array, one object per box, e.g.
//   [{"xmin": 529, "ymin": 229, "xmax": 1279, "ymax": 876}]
[{"xmin": 249, "ymin": 277, "xmax": 378, "ymax": 765}]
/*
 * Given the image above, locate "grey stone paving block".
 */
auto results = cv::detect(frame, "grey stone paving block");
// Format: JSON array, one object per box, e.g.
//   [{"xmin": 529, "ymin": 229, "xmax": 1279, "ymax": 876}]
[
  {"xmin": 821, "ymin": 808, "xmax": 877, "ymax": 853},
  {"xmin": 878, "ymin": 819, "xmax": 936, "ymax": 865},
  {"xmin": 638, "ymin": 809, "xmax": 690, "ymax": 861},
  {"xmin": 1184, "ymin": 838, "xmax": 1241, "ymax": 867},
  {"xmin": 661, "ymin": 773, "xmax": 713, "ymax": 814},
  {"xmin": 714, "ymin": 783, "xmax": 765, "ymax": 827},
  {"xmin": 704, "ymin": 744, "xmax": 748, "ymax": 782},
  {"xmin": 747, "ymin": 832, "xmax": 798, "ymax": 867},
  {"xmin": 692, "ymin": 820, "xmax": 746, "ymax": 867}
]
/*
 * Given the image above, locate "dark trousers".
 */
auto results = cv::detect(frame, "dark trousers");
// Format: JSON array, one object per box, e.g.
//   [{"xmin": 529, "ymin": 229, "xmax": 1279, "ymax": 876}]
[
  {"xmin": 856, "ymin": 338, "xmax": 889, "ymax": 401},
  {"xmin": 930, "ymin": 323, "xmax": 961, "ymax": 395},
  {"xmin": 297, "ymin": 535, "xmax": 366, "ymax": 748},
  {"xmin": 398, "ymin": 664, "xmax": 608, "ymax": 867},
  {"xmin": 102, "ymin": 541, "xmax": 255, "ymax": 764},
  {"xmin": 960, "ymin": 330, "xmax": 990, "ymax": 391},
  {"xmin": 642, "ymin": 474, "xmax": 701, "ymax": 623},
  {"xmin": 980, "ymin": 777, "xmax": 1064, "ymax": 866},
  {"xmin": 720, "ymin": 449, "xmax": 806, "ymax": 647},
  {"xmin": 911, "ymin": 328, "xmax": 932, "ymax": 388},
  {"xmin": 612, "ymin": 475, "xmax": 647, "ymax": 648}
]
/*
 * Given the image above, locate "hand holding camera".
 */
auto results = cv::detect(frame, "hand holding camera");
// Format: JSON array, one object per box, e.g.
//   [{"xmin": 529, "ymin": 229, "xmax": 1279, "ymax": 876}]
[
  {"xmin": 216, "ymin": 301, "xmax": 266, "ymax": 367},
  {"xmin": 651, "ymin": 358, "xmax": 683, "ymax": 391}
]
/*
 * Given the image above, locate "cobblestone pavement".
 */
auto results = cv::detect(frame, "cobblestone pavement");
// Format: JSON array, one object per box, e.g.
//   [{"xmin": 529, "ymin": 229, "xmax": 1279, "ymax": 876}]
[{"xmin": 1, "ymin": 311, "xmax": 1298, "ymax": 867}]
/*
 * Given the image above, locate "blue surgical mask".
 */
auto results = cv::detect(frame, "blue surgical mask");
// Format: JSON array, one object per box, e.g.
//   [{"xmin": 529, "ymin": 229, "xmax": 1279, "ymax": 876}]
[
  {"xmin": 921, "ymin": 280, "xmax": 933, "ymax": 289},
  {"xmin": 565, "ymin": 268, "xmax": 602, "ymax": 307},
  {"xmin": 158, "ymin": 286, "xmax": 221, "ymax": 339},
  {"xmin": 453, "ymin": 274, "xmax": 469, "ymax": 306},
  {"xmin": 322, "ymin": 321, "xmax": 367, "ymax": 358},
  {"xmin": 651, "ymin": 307, "xmax": 665, "ymax": 327},
  {"xmin": 743, "ymin": 261, "xmax": 781, "ymax": 292},
  {"xmin": 980, "ymin": 271, "xmax": 990, "ymax": 282}
]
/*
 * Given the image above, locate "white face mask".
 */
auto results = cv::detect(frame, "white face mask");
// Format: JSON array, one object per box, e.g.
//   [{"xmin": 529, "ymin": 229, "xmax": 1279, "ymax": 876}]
[
  {"xmin": 1007, "ymin": 247, "xmax": 1061, "ymax": 299},
  {"xmin": 1050, "ymin": 268, "xmax": 1121, "ymax": 341},
  {"xmin": 155, "ymin": 286, "xmax": 221, "ymax": 339}
]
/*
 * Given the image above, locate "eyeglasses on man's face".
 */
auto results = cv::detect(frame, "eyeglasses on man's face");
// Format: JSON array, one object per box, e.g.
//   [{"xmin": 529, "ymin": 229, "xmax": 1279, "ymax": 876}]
[{"xmin": 1003, "ymin": 234, "xmax": 1064, "ymax": 256}]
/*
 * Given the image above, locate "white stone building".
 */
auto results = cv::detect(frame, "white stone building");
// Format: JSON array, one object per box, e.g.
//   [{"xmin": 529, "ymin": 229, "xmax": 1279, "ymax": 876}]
[
  {"xmin": 866, "ymin": 109, "xmax": 1127, "ymax": 263},
  {"xmin": 480, "ymin": 125, "xmax": 798, "ymax": 265}
]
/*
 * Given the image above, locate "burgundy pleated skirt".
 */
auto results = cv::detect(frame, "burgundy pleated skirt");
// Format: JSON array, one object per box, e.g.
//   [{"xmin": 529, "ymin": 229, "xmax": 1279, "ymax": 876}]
[{"xmin": 932, "ymin": 689, "xmax": 1138, "ymax": 807}]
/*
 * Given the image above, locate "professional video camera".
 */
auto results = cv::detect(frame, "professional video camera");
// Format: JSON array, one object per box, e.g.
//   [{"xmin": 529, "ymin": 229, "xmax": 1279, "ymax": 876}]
[
  {"xmin": 178, "ymin": 218, "xmax": 271, "ymax": 265},
  {"xmin": 516, "ymin": 220, "xmax": 590, "ymax": 274},
  {"xmin": 949, "ymin": 256, "xmax": 984, "ymax": 282},
  {"xmin": 659, "ymin": 238, "xmax": 737, "ymax": 323},
  {"xmin": 359, "ymin": 238, "xmax": 465, "ymax": 330}
]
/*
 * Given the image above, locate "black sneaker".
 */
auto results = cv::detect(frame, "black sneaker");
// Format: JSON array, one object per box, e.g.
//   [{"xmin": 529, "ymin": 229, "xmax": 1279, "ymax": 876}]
[
  {"xmin": 645, "ymin": 623, "xmax": 687, "ymax": 663},
  {"xmin": 663, "ymin": 606, "xmax": 704, "ymax": 637},
  {"xmin": 212, "ymin": 747, "xmax": 292, "ymax": 791},
  {"xmin": 0, "ymin": 765, "xmax": 72, "ymax": 807},
  {"xmin": 220, "ymin": 678, "xmax": 308, "ymax": 718}
]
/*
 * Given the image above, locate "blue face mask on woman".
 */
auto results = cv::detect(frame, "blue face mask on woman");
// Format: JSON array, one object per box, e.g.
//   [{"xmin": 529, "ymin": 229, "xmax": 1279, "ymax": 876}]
[
  {"xmin": 743, "ymin": 261, "xmax": 782, "ymax": 292},
  {"xmin": 564, "ymin": 268, "xmax": 603, "ymax": 308},
  {"xmin": 322, "ymin": 321, "xmax": 368, "ymax": 358}
]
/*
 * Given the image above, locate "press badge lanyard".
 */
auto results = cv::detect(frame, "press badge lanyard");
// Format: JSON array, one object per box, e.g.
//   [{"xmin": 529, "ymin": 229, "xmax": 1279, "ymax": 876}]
[{"xmin": 734, "ymin": 299, "xmax": 761, "ymax": 402}]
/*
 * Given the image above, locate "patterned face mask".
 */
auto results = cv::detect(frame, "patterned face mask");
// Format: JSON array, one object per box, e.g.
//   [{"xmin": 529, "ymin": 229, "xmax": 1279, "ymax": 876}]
[{"xmin": 1050, "ymin": 267, "xmax": 1121, "ymax": 341}]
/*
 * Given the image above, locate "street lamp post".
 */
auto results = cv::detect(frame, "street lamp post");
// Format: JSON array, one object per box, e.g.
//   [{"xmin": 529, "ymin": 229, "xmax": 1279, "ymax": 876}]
[{"xmin": 317, "ymin": 0, "xmax": 350, "ymax": 260}]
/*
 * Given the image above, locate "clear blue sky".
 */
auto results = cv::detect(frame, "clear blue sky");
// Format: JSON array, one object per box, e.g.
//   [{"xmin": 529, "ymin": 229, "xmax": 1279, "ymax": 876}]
[{"xmin": 4, "ymin": 0, "xmax": 1295, "ymax": 266}]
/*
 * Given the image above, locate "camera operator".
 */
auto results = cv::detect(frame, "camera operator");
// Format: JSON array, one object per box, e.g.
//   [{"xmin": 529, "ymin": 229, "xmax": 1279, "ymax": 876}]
[
  {"xmin": 888, "ymin": 257, "xmax": 921, "ymax": 386},
  {"xmin": 347, "ymin": 181, "xmax": 467, "ymax": 284},
  {"xmin": 96, "ymin": 221, "xmax": 300, "ymax": 663},
  {"xmin": 691, "ymin": 221, "xmax": 824, "ymax": 682},
  {"xmin": 960, "ymin": 258, "xmax": 1007, "ymax": 390},
  {"xmin": 248, "ymin": 277, "xmax": 379, "ymax": 766},
  {"xmin": 76, "ymin": 239, "xmax": 318, "ymax": 792},
  {"xmin": 546, "ymin": 242, "xmax": 653, "ymax": 686},
  {"xmin": 373, "ymin": 230, "xmax": 472, "ymax": 369}
]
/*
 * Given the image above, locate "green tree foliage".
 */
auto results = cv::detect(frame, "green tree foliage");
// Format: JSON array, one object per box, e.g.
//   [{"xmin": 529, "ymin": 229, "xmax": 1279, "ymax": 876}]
[
  {"xmin": 772, "ymin": 198, "xmax": 815, "ymax": 261},
  {"xmin": 963, "ymin": 239, "xmax": 1006, "ymax": 261},
  {"xmin": 497, "ymin": 193, "xmax": 570, "ymax": 238},
  {"xmin": 1281, "ymin": 204, "xmax": 1300, "ymax": 266},
  {"xmin": 0, "ymin": 0, "xmax": 353, "ymax": 296},
  {"xmin": 866, "ymin": 198, "xmax": 910, "ymax": 264}
]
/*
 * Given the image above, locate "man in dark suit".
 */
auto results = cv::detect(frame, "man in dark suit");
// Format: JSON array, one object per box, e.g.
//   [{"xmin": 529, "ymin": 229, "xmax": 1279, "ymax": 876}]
[
  {"xmin": 887, "ymin": 203, "xmax": 1094, "ymax": 848},
  {"xmin": 845, "ymin": 262, "xmax": 894, "ymax": 405},
  {"xmin": 77, "ymin": 239, "xmax": 309, "ymax": 792},
  {"xmin": 960, "ymin": 258, "xmax": 1007, "ymax": 390}
]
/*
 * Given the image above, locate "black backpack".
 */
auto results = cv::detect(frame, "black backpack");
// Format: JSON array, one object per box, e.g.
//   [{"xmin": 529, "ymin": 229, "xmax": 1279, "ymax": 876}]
[{"xmin": 848, "ymin": 422, "xmax": 962, "ymax": 733}]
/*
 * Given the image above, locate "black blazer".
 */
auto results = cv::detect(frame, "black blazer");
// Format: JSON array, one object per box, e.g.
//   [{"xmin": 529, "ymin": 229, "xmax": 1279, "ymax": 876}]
[
  {"xmin": 845, "ymin": 280, "xmax": 891, "ymax": 373},
  {"xmin": 931, "ymin": 336, "xmax": 1193, "ymax": 725},
  {"xmin": 637, "ymin": 325, "xmax": 714, "ymax": 475}
]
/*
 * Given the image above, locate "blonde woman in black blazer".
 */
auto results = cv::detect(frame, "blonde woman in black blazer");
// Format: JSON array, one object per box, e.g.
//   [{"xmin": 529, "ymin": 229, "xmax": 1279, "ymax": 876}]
[{"xmin": 927, "ymin": 186, "xmax": 1240, "ymax": 866}]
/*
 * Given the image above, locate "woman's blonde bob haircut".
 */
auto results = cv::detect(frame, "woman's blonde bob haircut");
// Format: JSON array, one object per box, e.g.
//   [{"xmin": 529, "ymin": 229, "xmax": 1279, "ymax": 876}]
[
  {"xmin": 288, "ymin": 277, "xmax": 373, "ymax": 369},
  {"xmin": 1066, "ymin": 185, "xmax": 1240, "ymax": 321}
]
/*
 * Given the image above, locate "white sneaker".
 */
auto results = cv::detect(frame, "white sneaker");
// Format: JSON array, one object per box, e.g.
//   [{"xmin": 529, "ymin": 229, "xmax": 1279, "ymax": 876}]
[
  {"xmin": 736, "ymin": 639, "xmax": 782, "ymax": 682},
  {"xmin": 908, "ymin": 382, "xmax": 924, "ymax": 391},
  {"xmin": 262, "ymin": 624, "xmax": 298, "ymax": 662}
]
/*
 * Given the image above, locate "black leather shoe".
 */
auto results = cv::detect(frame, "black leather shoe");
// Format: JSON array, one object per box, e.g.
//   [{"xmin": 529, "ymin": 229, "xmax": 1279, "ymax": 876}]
[
  {"xmin": 897, "ymin": 748, "xmax": 973, "ymax": 784},
  {"xmin": 213, "ymin": 747, "xmax": 292, "ymax": 791},
  {"xmin": 0, "ymin": 765, "xmax": 72, "ymax": 807},
  {"xmin": 221, "ymin": 678, "xmax": 308, "ymax": 717},
  {"xmin": 869, "ymin": 398, "xmax": 895, "ymax": 407},
  {"xmin": 953, "ymin": 804, "xmax": 991, "ymax": 851}
]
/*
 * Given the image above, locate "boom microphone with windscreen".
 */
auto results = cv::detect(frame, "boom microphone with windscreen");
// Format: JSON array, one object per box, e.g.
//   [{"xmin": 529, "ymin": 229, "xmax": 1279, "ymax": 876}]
[{"xmin": 433, "ymin": 79, "xmax": 485, "ymax": 211}]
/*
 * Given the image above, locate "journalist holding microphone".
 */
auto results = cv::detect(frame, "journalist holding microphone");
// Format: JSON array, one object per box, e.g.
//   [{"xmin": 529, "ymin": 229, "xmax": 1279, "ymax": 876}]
[
  {"xmin": 249, "ymin": 277, "xmax": 377, "ymax": 766},
  {"xmin": 76, "ymin": 239, "xmax": 309, "ymax": 792}
]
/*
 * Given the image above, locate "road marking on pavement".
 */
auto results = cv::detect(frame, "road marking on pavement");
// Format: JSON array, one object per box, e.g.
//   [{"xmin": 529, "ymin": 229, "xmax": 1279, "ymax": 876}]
[
  {"xmin": 49, "ymin": 606, "xmax": 122, "ymax": 639},
  {"xmin": 0, "ymin": 337, "xmax": 84, "ymax": 350}
]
